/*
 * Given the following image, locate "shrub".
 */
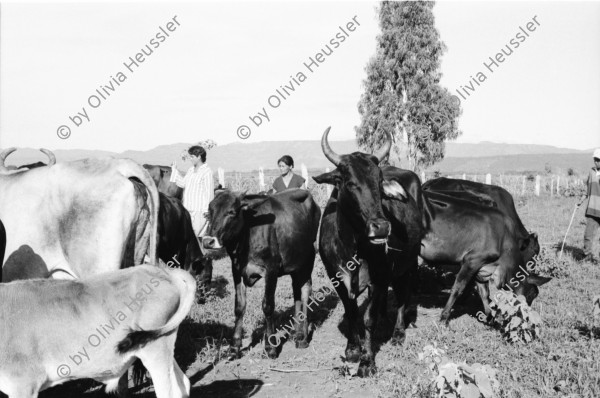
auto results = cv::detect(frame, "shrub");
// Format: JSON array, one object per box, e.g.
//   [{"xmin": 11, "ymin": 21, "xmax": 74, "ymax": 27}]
[
  {"xmin": 534, "ymin": 247, "xmax": 570, "ymax": 278},
  {"xmin": 563, "ymin": 183, "xmax": 586, "ymax": 198},
  {"xmin": 488, "ymin": 292, "xmax": 542, "ymax": 343},
  {"xmin": 419, "ymin": 343, "xmax": 501, "ymax": 398}
]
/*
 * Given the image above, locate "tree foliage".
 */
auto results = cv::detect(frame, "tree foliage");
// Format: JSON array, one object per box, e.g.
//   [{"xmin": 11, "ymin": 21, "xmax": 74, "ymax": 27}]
[{"xmin": 356, "ymin": 1, "xmax": 461, "ymax": 171}]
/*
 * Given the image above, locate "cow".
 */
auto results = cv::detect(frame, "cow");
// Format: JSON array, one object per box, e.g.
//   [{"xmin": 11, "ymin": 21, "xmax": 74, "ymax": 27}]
[
  {"xmin": 0, "ymin": 148, "xmax": 159, "ymax": 282},
  {"xmin": 202, "ymin": 188, "xmax": 321, "ymax": 359},
  {"xmin": 157, "ymin": 192, "xmax": 212, "ymax": 301},
  {"xmin": 419, "ymin": 190, "xmax": 550, "ymax": 325},
  {"xmin": 312, "ymin": 127, "xmax": 424, "ymax": 377},
  {"xmin": 422, "ymin": 177, "xmax": 539, "ymax": 254},
  {"xmin": 143, "ymin": 164, "xmax": 183, "ymax": 200},
  {"xmin": 0, "ymin": 264, "xmax": 195, "ymax": 398}
]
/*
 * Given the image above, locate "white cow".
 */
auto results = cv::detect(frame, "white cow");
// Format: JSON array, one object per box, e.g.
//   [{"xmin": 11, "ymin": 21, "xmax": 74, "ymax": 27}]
[{"xmin": 0, "ymin": 265, "xmax": 195, "ymax": 398}]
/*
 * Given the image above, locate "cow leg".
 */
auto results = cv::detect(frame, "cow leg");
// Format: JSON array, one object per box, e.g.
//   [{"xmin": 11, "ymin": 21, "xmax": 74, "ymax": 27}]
[
  {"xmin": 263, "ymin": 269, "xmax": 279, "ymax": 359},
  {"xmin": 330, "ymin": 279, "xmax": 361, "ymax": 362},
  {"xmin": 196, "ymin": 258, "xmax": 213, "ymax": 303},
  {"xmin": 440, "ymin": 261, "xmax": 480, "ymax": 325},
  {"xmin": 291, "ymin": 272, "xmax": 311, "ymax": 349},
  {"xmin": 230, "ymin": 267, "xmax": 247, "ymax": 359},
  {"xmin": 379, "ymin": 287, "xmax": 391, "ymax": 327},
  {"xmin": 475, "ymin": 281, "xmax": 492, "ymax": 317},
  {"xmin": 391, "ymin": 274, "xmax": 411, "ymax": 345},
  {"xmin": 357, "ymin": 283, "xmax": 384, "ymax": 377},
  {"xmin": 137, "ymin": 333, "xmax": 190, "ymax": 398}
]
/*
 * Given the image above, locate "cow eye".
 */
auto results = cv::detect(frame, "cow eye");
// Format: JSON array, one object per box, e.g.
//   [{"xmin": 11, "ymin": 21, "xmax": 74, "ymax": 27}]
[
  {"xmin": 346, "ymin": 181, "xmax": 357, "ymax": 189},
  {"xmin": 227, "ymin": 209, "xmax": 236, "ymax": 216}
]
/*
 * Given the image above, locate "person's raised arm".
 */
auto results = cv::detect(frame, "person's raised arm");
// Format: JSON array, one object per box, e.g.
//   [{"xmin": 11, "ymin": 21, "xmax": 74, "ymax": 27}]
[{"xmin": 170, "ymin": 161, "xmax": 186, "ymax": 188}]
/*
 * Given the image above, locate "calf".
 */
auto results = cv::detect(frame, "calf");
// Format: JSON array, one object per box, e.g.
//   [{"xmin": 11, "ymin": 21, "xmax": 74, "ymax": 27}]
[
  {"xmin": 419, "ymin": 191, "xmax": 550, "ymax": 325},
  {"xmin": 202, "ymin": 188, "xmax": 321, "ymax": 359},
  {"xmin": 313, "ymin": 128, "xmax": 423, "ymax": 377},
  {"xmin": 0, "ymin": 265, "xmax": 195, "ymax": 398},
  {"xmin": 157, "ymin": 192, "xmax": 212, "ymax": 297}
]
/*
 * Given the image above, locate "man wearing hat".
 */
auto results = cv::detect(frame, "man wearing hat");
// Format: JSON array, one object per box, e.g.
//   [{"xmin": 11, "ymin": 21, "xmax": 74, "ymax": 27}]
[{"xmin": 581, "ymin": 148, "xmax": 600, "ymax": 264}]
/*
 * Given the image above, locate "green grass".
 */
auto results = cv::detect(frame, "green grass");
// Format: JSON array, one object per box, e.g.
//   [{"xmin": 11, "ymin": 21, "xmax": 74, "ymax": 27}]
[{"xmin": 176, "ymin": 195, "xmax": 600, "ymax": 398}]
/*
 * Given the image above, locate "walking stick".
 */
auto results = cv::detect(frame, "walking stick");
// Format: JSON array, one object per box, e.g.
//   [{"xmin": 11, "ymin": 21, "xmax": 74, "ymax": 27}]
[{"xmin": 559, "ymin": 201, "xmax": 583, "ymax": 259}]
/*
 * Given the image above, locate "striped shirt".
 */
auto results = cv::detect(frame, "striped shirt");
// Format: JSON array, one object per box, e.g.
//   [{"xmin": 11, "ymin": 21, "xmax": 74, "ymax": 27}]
[{"xmin": 170, "ymin": 163, "xmax": 214, "ymax": 212}]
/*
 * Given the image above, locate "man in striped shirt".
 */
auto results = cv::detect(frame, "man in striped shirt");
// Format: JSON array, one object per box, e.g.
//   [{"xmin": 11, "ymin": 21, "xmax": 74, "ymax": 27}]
[{"xmin": 171, "ymin": 145, "xmax": 214, "ymax": 236}]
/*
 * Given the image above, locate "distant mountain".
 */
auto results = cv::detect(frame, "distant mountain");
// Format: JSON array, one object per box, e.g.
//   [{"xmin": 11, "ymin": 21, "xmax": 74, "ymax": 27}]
[
  {"xmin": 2, "ymin": 141, "xmax": 594, "ymax": 174},
  {"xmin": 444, "ymin": 141, "xmax": 588, "ymax": 158},
  {"xmin": 425, "ymin": 153, "xmax": 593, "ymax": 175}
]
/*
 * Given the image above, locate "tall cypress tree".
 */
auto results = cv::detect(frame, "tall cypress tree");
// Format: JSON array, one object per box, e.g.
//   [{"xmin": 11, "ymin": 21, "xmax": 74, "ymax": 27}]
[{"xmin": 356, "ymin": 1, "xmax": 461, "ymax": 171}]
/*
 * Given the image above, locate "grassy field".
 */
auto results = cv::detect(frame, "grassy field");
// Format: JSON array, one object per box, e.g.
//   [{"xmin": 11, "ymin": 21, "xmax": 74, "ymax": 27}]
[{"xmin": 41, "ymin": 195, "xmax": 600, "ymax": 398}]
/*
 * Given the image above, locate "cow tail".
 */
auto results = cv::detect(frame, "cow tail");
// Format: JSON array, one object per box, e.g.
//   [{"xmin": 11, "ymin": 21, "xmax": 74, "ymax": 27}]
[
  {"xmin": 116, "ymin": 160, "xmax": 159, "ymax": 264},
  {"xmin": 116, "ymin": 267, "xmax": 196, "ymax": 354}
]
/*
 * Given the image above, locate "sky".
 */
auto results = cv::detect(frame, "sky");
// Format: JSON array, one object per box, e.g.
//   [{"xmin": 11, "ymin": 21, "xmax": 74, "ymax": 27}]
[{"xmin": 1, "ymin": 1, "xmax": 599, "ymax": 152}]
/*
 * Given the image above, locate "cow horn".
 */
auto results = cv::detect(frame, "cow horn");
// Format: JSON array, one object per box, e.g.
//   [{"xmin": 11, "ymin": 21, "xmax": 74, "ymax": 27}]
[
  {"xmin": 321, "ymin": 126, "xmax": 341, "ymax": 166},
  {"xmin": 0, "ymin": 147, "xmax": 17, "ymax": 172},
  {"xmin": 40, "ymin": 148, "xmax": 56, "ymax": 166},
  {"xmin": 373, "ymin": 131, "xmax": 392, "ymax": 162}
]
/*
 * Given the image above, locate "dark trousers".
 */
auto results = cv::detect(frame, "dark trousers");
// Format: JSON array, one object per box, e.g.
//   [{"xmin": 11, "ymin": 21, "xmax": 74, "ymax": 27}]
[{"xmin": 584, "ymin": 215, "xmax": 600, "ymax": 256}]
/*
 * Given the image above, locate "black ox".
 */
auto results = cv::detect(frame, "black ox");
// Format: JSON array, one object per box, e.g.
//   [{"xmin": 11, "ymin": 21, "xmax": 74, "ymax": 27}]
[
  {"xmin": 156, "ymin": 192, "xmax": 211, "ymax": 299},
  {"xmin": 418, "ymin": 190, "xmax": 549, "ymax": 325},
  {"xmin": 313, "ymin": 127, "xmax": 423, "ymax": 377},
  {"xmin": 422, "ymin": 177, "xmax": 539, "ymax": 253},
  {"xmin": 202, "ymin": 188, "xmax": 321, "ymax": 359}
]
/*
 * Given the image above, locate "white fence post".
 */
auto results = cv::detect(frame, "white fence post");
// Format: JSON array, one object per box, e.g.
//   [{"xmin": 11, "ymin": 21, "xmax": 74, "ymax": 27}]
[
  {"xmin": 325, "ymin": 167, "xmax": 332, "ymax": 198},
  {"xmin": 218, "ymin": 167, "xmax": 225, "ymax": 188},
  {"xmin": 462, "ymin": 173, "xmax": 466, "ymax": 180},
  {"xmin": 485, "ymin": 173, "xmax": 491, "ymax": 185},
  {"xmin": 258, "ymin": 167, "xmax": 265, "ymax": 192},
  {"xmin": 556, "ymin": 176, "xmax": 560, "ymax": 196},
  {"xmin": 522, "ymin": 175, "xmax": 526, "ymax": 195},
  {"xmin": 420, "ymin": 171, "xmax": 426, "ymax": 182},
  {"xmin": 535, "ymin": 175, "xmax": 540, "ymax": 196}
]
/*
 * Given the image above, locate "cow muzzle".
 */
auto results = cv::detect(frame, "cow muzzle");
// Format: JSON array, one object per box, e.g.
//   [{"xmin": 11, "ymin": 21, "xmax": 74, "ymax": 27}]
[
  {"xmin": 366, "ymin": 218, "xmax": 391, "ymax": 245},
  {"xmin": 202, "ymin": 236, "xmax": 222, "ymax": 250}
]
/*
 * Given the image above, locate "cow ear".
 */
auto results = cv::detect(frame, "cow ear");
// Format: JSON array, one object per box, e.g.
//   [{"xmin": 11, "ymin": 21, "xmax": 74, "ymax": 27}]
[
  {"xmin": 526, "ymin": 274, "xmax": 551, "ymax": 286},
  {"xmin": 214, "ymin": 188, "xmax": 227, "ymax": 197},
  {"xmin": 382, "ymin": 180, "xmax": 407, "ymax": 200},
  {"xmin": 313, "ymin": 169, "xmax": 341, "ymax": 185},
  {"xmin": 519, "ymin": 236, "xmax": 532, "ymax": 251},
  {"xmin": 240, "ymin": 195, "xmax": 269, "ymax": 212}
]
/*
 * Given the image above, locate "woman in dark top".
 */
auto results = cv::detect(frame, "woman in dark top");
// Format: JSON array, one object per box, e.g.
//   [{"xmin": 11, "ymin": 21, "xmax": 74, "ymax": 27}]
[{"xmin": 272, "ymin": 155, "xmax": 305, "ymax": 193}]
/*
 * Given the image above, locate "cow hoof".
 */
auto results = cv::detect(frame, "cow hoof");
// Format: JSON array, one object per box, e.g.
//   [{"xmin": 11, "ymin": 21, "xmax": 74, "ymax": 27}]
[
  {"xmin": 391, "ymin": 330, "xmax": 406, "ymax": 346},
  {"xmin": 356, "ymin": 360, "xmax": 377, "ymax": 377},
  {"xmin": 295, "ymin": 340, "xmax": 309, "ymax": 349},
  {"xmin": 439, "ymin": 318, "xmax": 451, "ymax": 328},
  {"xmin": 228, "ymin": 347, "xmax": 242, "ymax": 360},
  {"xmin": 345, "ymin": 346, "xmax": 361, "ymax": 363},
  {"xmin": 266, "ymin": 347, "xmax": 278, "ymax": 359}
]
